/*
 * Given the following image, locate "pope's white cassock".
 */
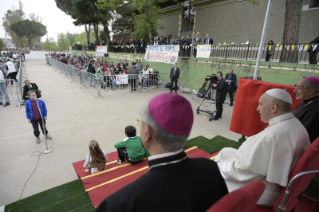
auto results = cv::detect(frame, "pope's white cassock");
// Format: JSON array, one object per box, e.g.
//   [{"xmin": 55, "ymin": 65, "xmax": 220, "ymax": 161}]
[{"xmin": 215, "ymin": 113, "xmax": 310, "ymax": 206}]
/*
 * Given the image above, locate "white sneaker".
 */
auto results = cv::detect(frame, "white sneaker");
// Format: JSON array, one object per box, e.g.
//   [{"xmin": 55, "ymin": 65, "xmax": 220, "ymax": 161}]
[{"xmin": 117, "ymin": 159, "xmax": 125, "ymax": 164}]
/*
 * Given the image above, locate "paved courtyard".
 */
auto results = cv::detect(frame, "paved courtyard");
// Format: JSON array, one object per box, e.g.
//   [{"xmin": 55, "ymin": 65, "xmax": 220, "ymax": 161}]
[{"xmin": 0, "ymin": 51, "xmax": 240, "ymax": 206}]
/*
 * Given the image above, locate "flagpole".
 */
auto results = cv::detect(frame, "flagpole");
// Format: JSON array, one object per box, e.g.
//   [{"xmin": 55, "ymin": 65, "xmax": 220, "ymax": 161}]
[{"xmin": 253, "ymin": 0, "xmax": 273, "ymax": 80}]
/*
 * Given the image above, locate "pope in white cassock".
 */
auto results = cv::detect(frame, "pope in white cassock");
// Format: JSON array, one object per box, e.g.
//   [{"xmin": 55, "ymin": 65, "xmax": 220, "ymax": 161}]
[{"xmin": 215, "ymin": 88, "xmax": 310, "ymax": 206}]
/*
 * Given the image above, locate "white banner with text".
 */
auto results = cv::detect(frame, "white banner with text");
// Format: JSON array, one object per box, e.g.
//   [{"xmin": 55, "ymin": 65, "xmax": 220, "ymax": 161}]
[
  {"xmin": 116, "ymin": 75, "xmax": 128, "ymax": 85},
  {"xmin": 96, "ymin": 46, "xmax": 108, "ymax": 56},
  {"xmin": 196, "ymin": 45, "xmax": 211, "ymax": 58},
  {"xmin": 144, "ymin": 45, "xmax": 179, "ymax": 64}
]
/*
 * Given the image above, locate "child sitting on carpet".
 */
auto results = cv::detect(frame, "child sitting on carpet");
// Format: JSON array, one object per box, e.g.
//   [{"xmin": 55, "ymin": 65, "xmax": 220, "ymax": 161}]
[
  {"xmin": 114, "ymin": 126, "xmax": 150, "ymax": 164},
  {"xmin": 84, "ymin": 140, "xmax": 109, "ymax": 174}
]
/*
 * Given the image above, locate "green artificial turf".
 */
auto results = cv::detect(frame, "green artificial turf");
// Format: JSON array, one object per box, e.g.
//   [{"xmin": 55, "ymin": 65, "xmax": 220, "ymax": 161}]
[
  {"xmin": 35, "ymin": 192, "xmax": 92, "ymax": 212},
  {"xmin": 67, "ymin": 202, "xmax": 95, "ymax": 212},
  {"xmin": 184, "ymin": 136, "xmax": 210, "ymax": 149},
  {"xmin": 5, "ymin": 179, "xmax": 89, "ymax": 212},
  {"xmin": 5, "ymin": 135, "xmax": 319, "ymax": 211},
  {"xmin": 198, "ymin": 135, "xmax": 244, "ymax": 154},
  {"xmin": 184, "ymin": 135, "xmax": 243, "ymax": 154}
]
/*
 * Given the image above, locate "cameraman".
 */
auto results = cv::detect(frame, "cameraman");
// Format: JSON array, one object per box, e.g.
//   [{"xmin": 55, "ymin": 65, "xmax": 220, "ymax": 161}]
[
  {"xmin": 212, "ymin": 71, "xmax": 227, "ymax": 120},
  {"xmin": 23, "ymin": 80, "xmax": 41, "ymax": 103}
]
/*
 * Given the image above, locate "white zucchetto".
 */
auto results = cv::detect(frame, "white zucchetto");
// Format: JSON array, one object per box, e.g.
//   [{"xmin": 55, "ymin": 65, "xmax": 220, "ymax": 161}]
[{"xmin": 266, "ymin": 88, "xmax": 292, "ymax": 104}]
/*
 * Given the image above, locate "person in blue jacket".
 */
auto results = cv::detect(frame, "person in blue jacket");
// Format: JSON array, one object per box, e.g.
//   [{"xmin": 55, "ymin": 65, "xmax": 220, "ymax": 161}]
[{"xmin": 25, "ymin": 90, "xmax": 52, "ymax": 144}]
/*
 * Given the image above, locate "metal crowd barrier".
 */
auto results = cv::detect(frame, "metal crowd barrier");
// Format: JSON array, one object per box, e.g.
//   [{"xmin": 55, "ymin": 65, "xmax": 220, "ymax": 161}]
[
  {"xmin": 47, "ymin": 57, "xmax": 169, "ymax": 96},
  {"xmin": 99, "ymin": 72, "xmax": 168, "ymax": 93},
  {"xmin": 0, "ymin": 59, "xmax": 23, "ymax": 109},
  {"xmin": 47, "ymin": 58, "xmax": 103, "ymax": 98},
  {"xmin": 2, "ymin": 79, "xmax": 22, "ymax": 108}
]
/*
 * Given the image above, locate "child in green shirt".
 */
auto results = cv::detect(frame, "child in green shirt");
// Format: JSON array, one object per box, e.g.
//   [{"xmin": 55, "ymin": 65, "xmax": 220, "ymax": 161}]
[{"xmin": 114, "ymin": 125, "xmax": 149, "ymax": 164}]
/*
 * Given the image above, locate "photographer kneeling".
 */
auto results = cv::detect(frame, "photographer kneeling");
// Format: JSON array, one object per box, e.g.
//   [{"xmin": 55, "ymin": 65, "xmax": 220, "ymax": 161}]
[
  {"xmin": 23, "ymin": 80, "xmax": 41, "ymax": 103},
  {"xmin": 212, "ymin": 71, "xmax": 227, "ymax": 120}
]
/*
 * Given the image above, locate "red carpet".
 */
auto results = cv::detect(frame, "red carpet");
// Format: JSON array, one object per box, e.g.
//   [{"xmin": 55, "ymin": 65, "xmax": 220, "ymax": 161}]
[
  {"xmin": 230, "ymin": 78, "xmax": 300, "ymax": 137},
  {"xmin": 73, "ymin": 147, "xmax": 220, "ymax": 207}
]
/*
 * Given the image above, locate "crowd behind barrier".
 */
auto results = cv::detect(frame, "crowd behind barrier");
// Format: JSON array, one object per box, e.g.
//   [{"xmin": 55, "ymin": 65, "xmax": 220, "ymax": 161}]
[
  {"xmin": 0, "ymin": 54, "xmax": 24, "ymax": 108},
  {"xmin": 46, "ymin": 53, "xmax": 169, "ymax": 97},
  {"xmin": 74, "ymin": 43, "xmax": 319, "ymax": 64},
  {"xmin": 72, "ymin": 32, "xmax": 319, "ymax": 64}
]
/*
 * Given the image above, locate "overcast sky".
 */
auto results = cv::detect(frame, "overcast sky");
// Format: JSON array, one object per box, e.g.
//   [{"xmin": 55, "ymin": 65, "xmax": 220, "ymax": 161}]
[{"xmin": 0, "ymin": 0, "xmax": 85, "ymax": 42}]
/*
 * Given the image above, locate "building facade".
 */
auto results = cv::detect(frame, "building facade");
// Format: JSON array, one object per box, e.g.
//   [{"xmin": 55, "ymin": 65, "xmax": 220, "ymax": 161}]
[{"xmin": 115, "ymin": 0, "xmax": 319, "ymax": 44}]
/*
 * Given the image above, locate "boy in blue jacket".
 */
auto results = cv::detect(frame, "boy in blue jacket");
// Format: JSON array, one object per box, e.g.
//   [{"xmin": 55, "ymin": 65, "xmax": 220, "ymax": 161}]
[{"xmin": 25, "ymin": 90, "xmax": 52, "ymax": 143}]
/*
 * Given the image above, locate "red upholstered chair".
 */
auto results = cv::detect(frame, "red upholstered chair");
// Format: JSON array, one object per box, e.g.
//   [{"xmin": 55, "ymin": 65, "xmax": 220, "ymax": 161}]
[
  {"xmin": 254, "ymin": 136, "xmax": 319, "ymax": 212},
  {"xmin": 206, "ymin": 181, "xmax": 265, "ymax": 212}
]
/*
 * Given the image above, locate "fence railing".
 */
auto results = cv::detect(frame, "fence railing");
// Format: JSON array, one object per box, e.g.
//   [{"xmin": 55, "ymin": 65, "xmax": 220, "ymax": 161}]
[
  {"xmin": 71, "ymin": 43, "xmax": 318, "ymax": 63},
  {"xmin": 2, "ymin": 79, "xmax": 22, "ymax": 108},
  {"xmin": 47, "ymin": 58, "xmax": 169, "ymax": 97},
  {"xmin": 200, "ymin": 43, "xmax": 317, "ymax": 63},
  {"xmin": 0, "ymin": 60, "xmax": 23, "ymax": 108}
]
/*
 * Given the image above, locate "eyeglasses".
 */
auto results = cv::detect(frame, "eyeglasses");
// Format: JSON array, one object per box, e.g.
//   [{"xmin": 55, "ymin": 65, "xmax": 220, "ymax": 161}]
[
  {"xmin": 136, "ymin": 117, "xmax": 144, "ymax": 127},
  {"xmin": 136, "ymin": 117, "xmax": 155, "ymax": 132}
]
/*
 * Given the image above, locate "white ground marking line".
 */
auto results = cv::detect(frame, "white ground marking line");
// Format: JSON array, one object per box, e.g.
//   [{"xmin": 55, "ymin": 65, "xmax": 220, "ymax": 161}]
[{"xmin": 0, "ymin": 113, "xmax": 138, "ymax": 141}]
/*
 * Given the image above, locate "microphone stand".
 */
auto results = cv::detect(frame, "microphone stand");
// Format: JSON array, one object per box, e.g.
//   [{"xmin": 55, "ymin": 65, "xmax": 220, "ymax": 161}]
[{"xmin": 36, "ymin": 99, "xmax": 52, "ymax": 154}]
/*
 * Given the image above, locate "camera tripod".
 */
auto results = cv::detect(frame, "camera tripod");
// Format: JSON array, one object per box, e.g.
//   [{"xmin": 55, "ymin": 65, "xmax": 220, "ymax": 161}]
[{"xmin": 196, "ymin": 83, "xmax": 216, "ymax": 121}]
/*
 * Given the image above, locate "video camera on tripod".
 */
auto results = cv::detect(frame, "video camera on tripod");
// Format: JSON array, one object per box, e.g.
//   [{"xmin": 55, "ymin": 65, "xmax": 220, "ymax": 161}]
[
  {"xmin": 196, "ymin": 74, "xmax": 219, "ymax": 121},
  {"xmin": 205, "ymin": 74, "xmax": 218, "ymax": 84},
  {"xmin": 197, "ymin": 74, "xmax": 218, "ymax": 98}
]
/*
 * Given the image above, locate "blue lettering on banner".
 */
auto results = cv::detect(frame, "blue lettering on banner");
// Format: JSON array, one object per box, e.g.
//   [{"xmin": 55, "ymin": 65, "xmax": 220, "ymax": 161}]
[{"xmin": 146, "ymin": 45, "xmax": 179, "ymax": 52}]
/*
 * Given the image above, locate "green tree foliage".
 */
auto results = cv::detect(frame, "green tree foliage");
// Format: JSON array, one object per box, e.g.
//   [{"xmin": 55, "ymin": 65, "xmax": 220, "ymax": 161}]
[
  {"xmin": 131, "ymin": 0, "xmax": 166, "ymax": 41},
  {"xmin": 98, "ymin": 0, "xmax": 175, "ymax": 42},
  {"xmin": 0, "ymin": 39, "xmax": 5, "ymax": 50},
  {"xmin": 112, "ymin": 15, "xmax": 133, "ymax": 34},
  {"xmin": 56, "ymin": 0, "xmax": 114, "ymax": 45},
  {"xmin": 55, "ymin": 0, "xmax": 74, "ymax": 15},
  {"xmin": 72, "ymin": 32, "xmax": 95, "ymax": 46},
  {"xmin": 10, "ymin": 19, "xmax": 47, "ymax": 49},
  {"xmin": 57, "ymin": 33, "xmax": 71, "ymax": 50},
  {"xmin": 2, "ymin": 1, "xmax": 27, "ymax": 48},
  {"xmin": 66, "ymin": 32, "xmax": 79, "ymax": 45},
  {"xmin": 44, "ymin": 37, "xmax": 60, "ymax": 51}
]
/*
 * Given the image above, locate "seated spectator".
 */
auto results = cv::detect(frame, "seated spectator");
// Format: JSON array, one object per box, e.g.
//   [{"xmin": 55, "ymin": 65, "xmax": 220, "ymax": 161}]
[
  {"xmin": 95, "ymin": 94, "xmax": 228, "ymax": 212},
  {"xmin": 109, "ymin": 73, "xmax": 118, "ymax": 89},
  {"xmin": 114, "ymin": 126, "xmax": 149, "ymax": 164},
  {"xmin": 23, "ymin": 80, "xmax": 41, "ymax": 103},
  {"xmin": 83, "ymin": 140, "xmax": 108, "ymax": 174},
  {"xmin": 124, "ymin": 59, "xmax": 129, "ymax": 67},
  {"xmin": 215, "ymin": 89, "xmax": 310, "ymax": 206}
]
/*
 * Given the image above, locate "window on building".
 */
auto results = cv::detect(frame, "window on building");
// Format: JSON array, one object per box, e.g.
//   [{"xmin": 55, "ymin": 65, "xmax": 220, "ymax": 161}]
[
  {"xmin": 181, "ymin": 0, "xmax": 195, "ymax": 32},
  {"xmin": 309, "ymin": 0, "xmax": 319, "ymax": 8}
]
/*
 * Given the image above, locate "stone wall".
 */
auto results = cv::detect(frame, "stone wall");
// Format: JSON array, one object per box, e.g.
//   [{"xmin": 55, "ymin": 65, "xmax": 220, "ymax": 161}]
[
  {"xmin": 157, "ymin": 13, "xmax": 180, "ymax": 38},
  {"xmin": 115, "ymin": 0, "xmax": 319, "ymax": 44},
  {"xmin": 193, "ymin": 0, "xmax": 319, "ymax": 44}
]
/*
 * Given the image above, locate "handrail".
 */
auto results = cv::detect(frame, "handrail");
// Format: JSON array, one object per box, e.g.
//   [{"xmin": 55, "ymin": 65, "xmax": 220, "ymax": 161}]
[{"xmin": 277, "ymin": 170, "xmax": 319, "ymax": 212}]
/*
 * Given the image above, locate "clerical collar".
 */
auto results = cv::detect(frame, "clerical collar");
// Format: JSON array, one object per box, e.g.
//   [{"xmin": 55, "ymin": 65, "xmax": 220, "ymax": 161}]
[
  {"xmin": 148, "ymin": 149, "xmax": 183, "ymax": 161},
  {"xmin": 303, "ymin": 95, "xmax": 319, "ymax": 104},
  {"xmin": 148, "ymin": 151, "xmax": 188, "ymax": 171},
  {"xmin": 268, "ymin": 113, "xmax": 293, "ymax": 126}
]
